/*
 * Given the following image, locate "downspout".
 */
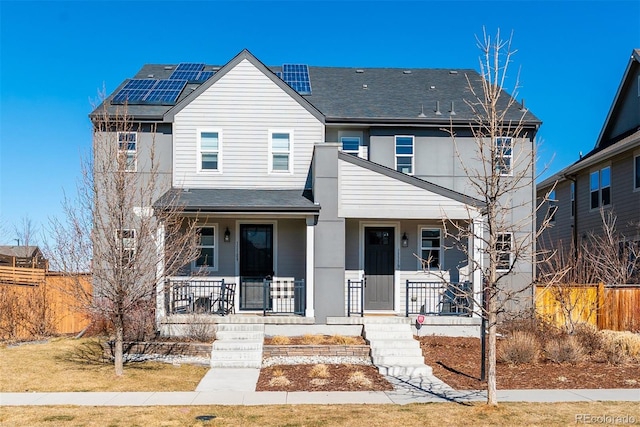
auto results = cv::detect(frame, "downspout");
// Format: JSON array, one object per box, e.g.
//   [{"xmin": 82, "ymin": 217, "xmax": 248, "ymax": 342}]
[{"xmin": 564, "ymin": 174, "xmax": 578, "ymax": 260}]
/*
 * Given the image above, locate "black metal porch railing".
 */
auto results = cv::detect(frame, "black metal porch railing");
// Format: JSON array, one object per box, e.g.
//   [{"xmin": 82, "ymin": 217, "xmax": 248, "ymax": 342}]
[
  {"xmin": 165, "ymin": 279, "xmax": 236, "ymax": 315},
  {"xmin": 166, "ymin": 278, "xmax": 305, "ymax": 316},
  {"xmin": 347, "ymin": 279, "xmax": 365, "ymax": 317},
  {"xmin": 405, "ymin": 280, "xmax": 473, "ymax": 317}
]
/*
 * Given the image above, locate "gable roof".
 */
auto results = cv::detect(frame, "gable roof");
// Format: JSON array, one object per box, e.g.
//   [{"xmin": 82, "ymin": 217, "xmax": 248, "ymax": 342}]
[
  {"xmin": 595, "ymin": 49, "xmax": 640, "ymax": 149},
  {"xmin": 0, "ymin": 246, "xmax": 41, "ymax": 258},
  {"xmin": 92, "ymin": 49, "xmax": 541, "ymax": 126}
]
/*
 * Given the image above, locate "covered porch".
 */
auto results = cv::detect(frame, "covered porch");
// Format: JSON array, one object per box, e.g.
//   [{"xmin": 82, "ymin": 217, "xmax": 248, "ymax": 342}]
[{"xmin": 155, "ymin": 188, "xmax": 320, "ymax": 322}]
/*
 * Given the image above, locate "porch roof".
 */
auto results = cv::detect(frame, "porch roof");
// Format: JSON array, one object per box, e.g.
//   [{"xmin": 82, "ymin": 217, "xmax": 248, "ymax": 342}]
[{"xmin": 155, "ymin": 188, "xmax": 320, "ymax": 214}]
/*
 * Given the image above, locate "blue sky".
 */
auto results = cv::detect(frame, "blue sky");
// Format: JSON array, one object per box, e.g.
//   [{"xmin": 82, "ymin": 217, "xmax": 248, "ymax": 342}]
[{"xmin": 1, "ymin": 0, "xmax": 639, "ymax": 244}]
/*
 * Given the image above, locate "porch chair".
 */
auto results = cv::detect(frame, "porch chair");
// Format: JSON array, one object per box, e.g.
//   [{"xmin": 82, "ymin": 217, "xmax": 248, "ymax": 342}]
[
  {"xmin": 212, "ymin": 282, "xmax": 236, "ymax": 315},
  {"xmin": 172, "ymin": 282, "xmax": 193, "ymax": 314}
]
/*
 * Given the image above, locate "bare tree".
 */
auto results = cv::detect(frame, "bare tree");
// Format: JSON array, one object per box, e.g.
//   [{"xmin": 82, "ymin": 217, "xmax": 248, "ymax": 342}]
[
  {"xmin": 439, "ymin": 28, "xmax": 552, "ymax": 405},
  {"xmin": 47, "ymin": 99, "xmax": 199, "ymax": 376},
  {"xmin": 13, "ymin": 215, "xmax": 39, "ymax": 248}
]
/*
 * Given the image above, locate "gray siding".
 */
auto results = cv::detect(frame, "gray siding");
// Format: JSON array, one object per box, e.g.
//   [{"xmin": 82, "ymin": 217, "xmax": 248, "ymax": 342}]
[
  {"xmin": 173, "ymin": 58, "xmax": 324, "ymax": 189},
  {"xmin": 607, "ymin": 67, "xmax": 640, "ymax": 140}
]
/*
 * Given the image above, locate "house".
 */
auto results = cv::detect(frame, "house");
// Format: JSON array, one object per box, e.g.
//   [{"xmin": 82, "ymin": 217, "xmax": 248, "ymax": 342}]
[
  {"xmin": 92, "ymin": 49, "xmax": 540, "ymax": 331},
  {"xmin": 537, "ymin": 49, "xmax": 640, "ymax": 264}
]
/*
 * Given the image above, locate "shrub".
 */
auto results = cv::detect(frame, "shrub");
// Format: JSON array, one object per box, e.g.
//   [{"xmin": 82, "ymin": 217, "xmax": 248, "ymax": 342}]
[
  {"xmin": 184, "ymin": 315, "xmax": 215, "ymax": 342},
  {"xmin": 308, "ymin": 364, "xmax": 330, "ymax": 378},
  {"xmin": 268, "ymin": 376, "xmax": 291, "ymax": 387},
  {"xmin": 300, "ymin": 334, "xmax": 324, "ymax": 345},
  {"xmin": 573, "ymin": 323, "xmax": 602, "ymax": 355},
  {"xmin": 347, "ymin": 370, "xmax": 372, "ymax": 387},
  {"xmin": 544, "ymin": 336, "xmax": 585, "ymax": 364},
  {"xmin": 601, "ymin": 330, "xmax": 640, "ymax": 364},
  {"xmin": 499, "ymin": 316, "xmax": 565, "ymax": 347},
  {"xmin": 270, "ymin": 335, "xmax": 290, "ymax": 345},
  {"xmin": 497, "ymin": 331, "xmax": 540, "ymax": 365},
  {"xmin": 330, "ymin": 335, "xmax": 359, "ymax": 345}
]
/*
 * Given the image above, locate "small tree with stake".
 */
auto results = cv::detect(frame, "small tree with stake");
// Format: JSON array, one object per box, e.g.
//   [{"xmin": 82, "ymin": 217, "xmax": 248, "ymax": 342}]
[
  {"xmin": 440, "ymin": 28, "xmax": 553, "ymax": 405},
  {"xmin": 48, "ymin": 98, "xmax": 199, "ymax": 376}
]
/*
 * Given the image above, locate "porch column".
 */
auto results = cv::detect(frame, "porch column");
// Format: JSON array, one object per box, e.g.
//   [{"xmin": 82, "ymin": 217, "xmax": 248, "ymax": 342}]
[
  {"xmin": 305, "ymin": 217, "xmax": 315, "ymax": 317},
  {"xmin": 471, "ymin": 217, "xmax": 484, "ymax": 318},
  {"xmin": 155, "ymin": 223, "xmax": 166, "ymax": 323}
]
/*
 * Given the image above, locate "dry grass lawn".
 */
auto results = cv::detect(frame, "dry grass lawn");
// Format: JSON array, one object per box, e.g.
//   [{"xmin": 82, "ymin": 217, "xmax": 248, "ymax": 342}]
[
  {"xmin": 0, "ymin": 338, "xmax": 208, "ymax": 392},
  {"xmin": 1, "ymin": 402, "xmax": 638, "ymax": 426}
]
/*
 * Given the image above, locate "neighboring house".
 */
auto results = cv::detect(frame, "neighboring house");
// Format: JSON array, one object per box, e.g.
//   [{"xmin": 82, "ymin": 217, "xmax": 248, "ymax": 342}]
[
  {"xmin": 537, "ymin": 49, "xmax": 640, "ymax": 256},
  {"xmin": 92, "ymin": 49, "xmax": 540, "ymax": 325},
  {"xmin": 0, "ymin": 246, "xmax": 47, "ymax": 269}
]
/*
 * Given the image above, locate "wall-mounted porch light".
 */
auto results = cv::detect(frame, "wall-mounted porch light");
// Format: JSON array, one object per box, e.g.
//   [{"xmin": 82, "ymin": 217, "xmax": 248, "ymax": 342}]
[
  {"xmin": 401, "ymin": 232, "xmax": 409, "ymax": 248},
  {"xmin": 224, "ymin": 227, "xmax": 231, "ymax": 242}
]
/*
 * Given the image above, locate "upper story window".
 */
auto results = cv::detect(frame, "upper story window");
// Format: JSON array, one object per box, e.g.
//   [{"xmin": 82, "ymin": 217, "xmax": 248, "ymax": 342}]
[
  {"xmin": 199, "ymin": 130, "xmax": 221, "ymax": 171},
  {"xmin": 570, "ymin": 182, "xmax": 575, "ymax": 218},
  {"xmin": 634, "ymin": 155, "xmax": 640, "ymax": 190},
  {"xmin": 495, "ymin": 137, "xmax": 512, "ymax": 175},
  {"xmin": 548, "ymin": 190, "xmax": 557, "ymax": 223},
  {"xmin": 270, "ymin": 131, "xmax": 292, "ymax": 173},
  {"xmin": 341, "ymin": 136, "xmax": 361, "ymax": 156},
  {"xmin": 496, "ymin": 232, "xmax": 513, "ymax": 271},
  {"xmin": 117, "ymin": 132, "xmax": 137, "ymax": 172},
  {"xmin": 115, "ymin": 229, "xmax": 136, "ymax": 265},
  {"xmin": 420, "ymin": 228, "xmax": 441, "ymax": 270},
  {"xmin": 395, "ymin": 135, "xmax": 414, "ymax": 174},
  {"xmin": 193, "ymin": 226, "xmax": 217, "ymax": 270},
  {"xmin": 590, "ymin": 166, "xmax": 611, "ymax": 209}
]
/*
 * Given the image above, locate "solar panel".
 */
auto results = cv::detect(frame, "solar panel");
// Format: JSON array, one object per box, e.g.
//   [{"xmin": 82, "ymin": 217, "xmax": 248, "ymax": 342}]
[
  {"xmin": 112, "ymin": 79, "xmax": 158, "ymax": 104},
  {"xmin": 144, "ymin": 79, "xmax": 187, "ymax": 104},
  {"xmin": 281, "ymin": 64, "xmax": 311, "ymax": 94},
  {"xmin": 175, "ymin": 63, "xmax": 205, "ymax": 72},
  {"xmin": 196, "ymin": 71, "xmax": 215, "ymax": 81}
]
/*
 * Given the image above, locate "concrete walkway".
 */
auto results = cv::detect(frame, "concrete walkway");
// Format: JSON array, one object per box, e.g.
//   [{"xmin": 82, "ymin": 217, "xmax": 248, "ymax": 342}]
[{"xmin": 1, "ymin": 388, "xmax": 638, "ymax": 406}]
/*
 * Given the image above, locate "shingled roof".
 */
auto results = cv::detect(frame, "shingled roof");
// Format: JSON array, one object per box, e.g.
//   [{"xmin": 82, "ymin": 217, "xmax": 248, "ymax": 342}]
[{"xmin": 93, "ymin": 49, "xmax": 540, "ymax": 125}]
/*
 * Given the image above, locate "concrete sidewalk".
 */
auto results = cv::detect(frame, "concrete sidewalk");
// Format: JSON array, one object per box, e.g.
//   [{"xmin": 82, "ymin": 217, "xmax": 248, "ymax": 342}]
[{"xmin": 1, "ymin": 388, "xmax": 638, "ymax": 406}]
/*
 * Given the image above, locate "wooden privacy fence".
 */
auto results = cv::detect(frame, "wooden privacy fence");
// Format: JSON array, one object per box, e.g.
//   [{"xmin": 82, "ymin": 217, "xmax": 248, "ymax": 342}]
[
  {"xmin": 0, "ymin": 273, "xmax": 91, "ymax": 341},
  {"xmin": 0, "ymin": 266, "xmax": 46, "ymax": 286},
  {"xmin": 535, "ymin": 283, "xmax": 640, "ymax": 332}
]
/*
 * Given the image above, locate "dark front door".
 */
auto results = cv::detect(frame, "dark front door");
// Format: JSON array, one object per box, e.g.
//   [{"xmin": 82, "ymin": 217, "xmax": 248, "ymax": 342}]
[
  {"xmin": 239, "ymin": 224, "xmax": 273, "ymax": 310},
  {"xmin": 364, "ymin": 227, "xmax": 395, "ymax": 310}
]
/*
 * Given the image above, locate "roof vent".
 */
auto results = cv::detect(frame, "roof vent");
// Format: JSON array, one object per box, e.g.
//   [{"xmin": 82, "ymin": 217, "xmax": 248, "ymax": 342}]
[
  {"xmin": 449, "ymin": 101, "xmax": 456, "ymax": 115},
  {"xmin": 403, "ymin": 70, "xmax": 412, "ymax": 74},
  {"xmin": 356, "ymin": 69, "xmax": 364, "ymax": 73},
  {"xmin": 449, "ymin": 70, "xmax": 458, "ymax": 75},
  {"xmin": 520, "ymin": 98, "xmax": 528, "ymax": 111},
  {"xmin": 429, "ymin": 85, "xmax": 436, "ymax": 90},
  {"xmin": 362, "ymin": 84, "xmax": 368, "ymax": 89},
  {"xmin": 435, "ymin": 101, "xmax": 442, "ymax": 115},
  {"xmin": 212, "ymin": 67, "xmax": 220, "ymax": 71},
  {"xmin": 164, "ymin": 66, "xmax": 173, "ymax": 70},
  {"xmin": 147, "ymin": 74, "xmax": 154, "ymax": 78},
  {"xmin": 418, "ymin": 104, "xmax": 426, "ymax": 118}
]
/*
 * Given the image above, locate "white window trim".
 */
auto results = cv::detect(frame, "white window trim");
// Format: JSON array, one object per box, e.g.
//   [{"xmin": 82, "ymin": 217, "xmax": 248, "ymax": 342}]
[
  {"xmin": 496, "ymin": 232, "xmax": 513, "ymax": 272},
  {"xmin": 590, "ymin": 165, "xmax": 612, "ymax": 210},
  {"xmin": 192, "ymin": 225, "xmax": 219, "ymax": 272},
  {"xmin": 340, "ymin": 136, "xmax": 361, "ymax": 156},
  {"xmin": 197, "ymin": 129, "xmax": 222, "ymax": 173},
  {"xmin": 634, "ymin": 153, "xmax": 640, "ymax": 192},
  {"xmin": 115, "ymin": 228, "xmax": 136, "ymax": 262},
  {"xmin": 117, "ymin": 131, "xmax": 137, "ymax": 172},
  {"xmin": 395, "ymin": 135, "xmax": 414, "ymax": 175},
  {"xmin": 548, "ymin": 190, "xmax": 557, "ymax": 223},
  {"xmin": 495, "ymin": 137, "xmax": 513, "ymax": 176},
  {"xmin": 417, "ymin": 226, "xmax": 443, "ymax": 271},
  {"xmin": 268, "ymin": 129, "xmax": 294, "ymax": 174}
]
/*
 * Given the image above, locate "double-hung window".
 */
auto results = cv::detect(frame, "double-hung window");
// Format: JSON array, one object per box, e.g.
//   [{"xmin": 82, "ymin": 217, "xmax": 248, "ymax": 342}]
[
  {"xmin": 341, "ymin": 136, "xmax": 361, "ymax": 156},
  {"xmin": 270, "ymin": 131, "xmax": 292, "ymax": 173},
  {"xmin": 194, "ymin": 227, "xmax": 216, "ymax": 270},
  {"xmin": 117, "ymin": 132, "xmax": 136, "ymax": 172},
  {"xmin": 116, "ymin": 229, "xmax": 136, "ymax": 265},
  {"xmin": 634, "ymin": 155, "xmax": 640, "ymax": 190},
  {"xmin": 420, "ymin": 228, "xmax": 441, "ymax": 269},
  {"xmin": 548, "ymin": 190, "xmax": 557, "ymax": 223},
  {"xmin": 395, "ymin": 136, "xmax": 414, "ymax": 174},
  {"xmin": 495, "ymin": 137, "xmax": 512, "ymax": 175},
  {"xmin": 590, "ymin": 166, "xmax": 611, "ymax": 209},
  {"xmin": 199, "ymin": 131, "xmax": 221, "ymax": 171},
  {"xmin": 496, "ymin": 233, "xmax": 513, "ymax": 271}
]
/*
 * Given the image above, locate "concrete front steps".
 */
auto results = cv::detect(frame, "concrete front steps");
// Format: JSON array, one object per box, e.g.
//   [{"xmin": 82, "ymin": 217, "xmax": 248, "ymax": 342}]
[
  {"xmin": 364, "ymin": 321, "xmax": 432, "ymax": 377},
  {"xmin": 210, "ymin": 323, "xmax": 264, "ymax": 368}
]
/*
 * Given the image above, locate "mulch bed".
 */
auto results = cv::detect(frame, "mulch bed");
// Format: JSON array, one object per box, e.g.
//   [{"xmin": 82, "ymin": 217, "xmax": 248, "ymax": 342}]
[
  {"xmin": 419, "ymin": 335, "xmax": 640, "ymax": 389},
  {"xmin": 256, "ymin": 364, "xmax": 393, "ymax": 392}
]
